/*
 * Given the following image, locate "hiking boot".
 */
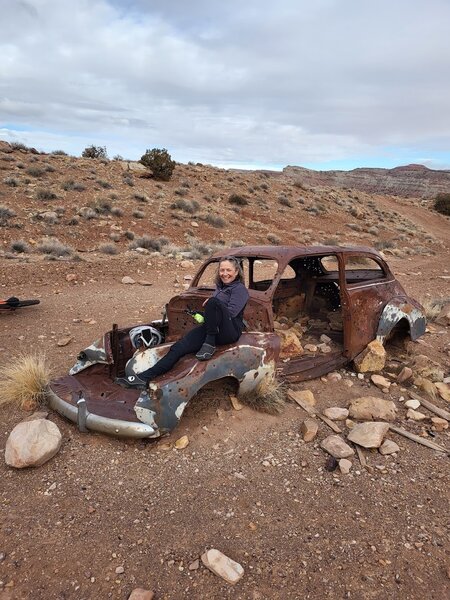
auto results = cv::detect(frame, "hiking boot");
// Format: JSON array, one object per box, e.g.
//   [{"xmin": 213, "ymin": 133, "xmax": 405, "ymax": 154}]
[
  {"xmin": 115, "ymin": 374, "xmax": 148, "ymax": 389},
  {"xmin": 195, "ymin": 343, "xmax": 216, "ymax": 361}
]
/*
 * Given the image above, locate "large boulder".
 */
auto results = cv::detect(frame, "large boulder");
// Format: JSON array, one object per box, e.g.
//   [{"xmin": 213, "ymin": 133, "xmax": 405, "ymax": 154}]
[
  {"xmin": 348, "ymin": 396, "xmax": 397, "ymax": 421},
  {"xmin": 347, "ymin": 422, "xmax": 389, "ymax": 448},
  {"xmin": 5, "ymin": 420, "xmax": 62, "ymax": 468},
  {"xmin": 278, "ymin": 328, "xmax": 303, "ymax": 359},
  {"xmin": 353, "ymin": 340, "xmax": 386, "ymax": 373}
]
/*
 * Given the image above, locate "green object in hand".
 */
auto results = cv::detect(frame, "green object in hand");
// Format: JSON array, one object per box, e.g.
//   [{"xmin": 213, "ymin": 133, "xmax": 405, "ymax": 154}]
[{"xmin": 193, "ymin": 312, "xmax": 204, "ymax": 324}]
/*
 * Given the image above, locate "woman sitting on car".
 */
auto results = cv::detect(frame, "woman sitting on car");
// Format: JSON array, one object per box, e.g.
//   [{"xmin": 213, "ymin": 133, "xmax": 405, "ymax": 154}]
[{"xmin": 117, "ymin": 256, "xmax": 249, "ymax": 388}]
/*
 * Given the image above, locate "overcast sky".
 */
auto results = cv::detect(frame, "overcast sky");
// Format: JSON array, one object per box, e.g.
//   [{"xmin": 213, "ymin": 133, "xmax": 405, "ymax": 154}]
[{"xmin": 1, "ymin": 0, "xmax": 450, "ymax": 170}]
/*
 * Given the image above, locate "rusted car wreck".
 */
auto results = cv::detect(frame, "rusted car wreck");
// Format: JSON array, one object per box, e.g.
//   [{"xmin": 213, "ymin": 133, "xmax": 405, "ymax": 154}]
[{"xmin": 48, "ymin": 245, "xmax": 425, "ymax": 438}]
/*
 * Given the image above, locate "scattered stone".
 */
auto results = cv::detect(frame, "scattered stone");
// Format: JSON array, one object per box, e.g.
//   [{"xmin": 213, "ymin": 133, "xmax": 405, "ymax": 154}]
[
  {"xmin": 180, "ymin": 260, "xmax": 194, "ymax": 269},
  {"xmin": 121, "ymin": 276, "xmax": 135, "ymax": 285},
  {"xmin": 22, "ymin": 411, "xmax": 49, "ymax": 422},
  {"xmin": 174, "ymin": 435, "xmax": 189, "ymax": 449},
  {"xmin": 323, "ymin": 407, "xmax": 349, "ymax": 421},
  {"xmin": 435, "ymin": 302, "xmax": 450, "ymax": 326},
  {"xmin": 345, "ymin": 419, "xmax": 355, "ymax": 429},
  {"xmin": 230, "ymin": 395, "xmax": 244, "ymax": 411},
  {"xmin": 347, "ymin": 422, "xmax": 390, "ymax": 448},
  {"xmin": 320, "ymin": 435, "xmax": 354, "ymax": 459},
  {"xmin": 397, "ymin": 367, "xmax": 413, "ymax": 383},
  {"xmin": 406, "ymin": 409, "xmax": 428, "ymax": 421},
  {"xmin": 371, "ymin": 374, "xmax": 391, "ymax": 390},
  {"xmin": 5, "ymin": 420, "xmax": 62, "ymax": 468},
  {"xmin": 115, "ymin": 566, "xmax": 125, "ymax": 575},
  {"xmin": 339, "ymin": 458, "xmax": 352, "ymax": 474},
  {"xmin": 57, "ymin": 335, "xmax": 72, "ymax": 347},
  {"xmin": 318, "ymin": 343, "xmax": 332, "ymax": 354},
  {"xmin": 353, "ymin": 340, "xmax": 386, "ymax": 373},
  {"xmin": 325, "ymin": 456, "xmax": 338, "ymax": 471},
  {"xmin": 201, "ymin": 549, "xmax": 244, "ymax": 585},
  {"xmin": 293, "ymin": 389, "xmax": 316, "ymax": 407},
  {"xmin": 65, "ymin": 273, "xmax": 77, "ymax": 282},
  {"xmin": 435, "ymin": 382, "xmax": 450, "ymax": 402},
  {"xmin": 188, "ymin": 559, "xmax": 200, "ymax": 571},
  {"xmin": 300, "ymin": 418, "xmax": 319, "ymax": 442},
  {"xmin": 304, "ymin": 343, "xmax": 318, "ymax": 352},
  {"xmin": 320, "ymin": 334, "xmax": 331, "ymax": 343},
  {"xmin": 404, "ymin": 399, "xmax": 421, "ymax": 410},
  {"xmin": 328, "ymin": 372, "xmax": 342, "ymax": 382},
  {"xmin": 348, "ymin": 396, "xmax": 397, "ymax": 421},
  {"xmin": 379, "ymin": 439, "xmax": 400, "ymax": 455},
  {"xmin": 137, "ymin": 280, "xmax": 153, "ymax": 286},
  {"xmin": 431, "ymin": 417, "xmax": 448, "ymax": 431},
  {"xmin": 278, "ymin": 328, "xmax": 304, "ymax": 359},
  {"xmin": 128, "ymin": 589, "xmax": 154, "ymax": 600},
  {"xmin": 190, "ymin": 221, "xmax": 199, "ymax": 228}
]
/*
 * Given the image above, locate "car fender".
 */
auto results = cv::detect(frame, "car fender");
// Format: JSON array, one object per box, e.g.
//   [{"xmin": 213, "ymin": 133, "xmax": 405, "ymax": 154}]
[{"xmin": 376, "ymin": 298, "xmax": 426, "ymax": 342}]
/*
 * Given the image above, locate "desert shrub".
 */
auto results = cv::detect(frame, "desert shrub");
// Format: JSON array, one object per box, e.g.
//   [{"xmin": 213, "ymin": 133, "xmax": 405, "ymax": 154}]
[
  {"xmin": 110, "ymin": 206, "xmax": 124, "ymax": 217},
  {"xmin": 37, "ymin": 237, "xmax": 73, "ymax": 257},
  {"xmin": 113, "ymin": 154, "xmax": 124, "ymax": 161},
  {"xmin": 278, "ymin": 195, "xmax": 293, "ymax": 208},
  {"xmin": 204, "ymin": 214, "xmax": 226, "ymax": 228},
  {"xmin": 67, "ymin": 216, "xmax": 80, "ymax": 226},
  {"xmin": 174, "ymin": 187, "xmax": 189, "ymax": 196},
  {"xmin": 77, "ymin": 207, "xmax": 97, "ymax": 220},
  {"xmin": 124, "ymin": 230, "xmax": 135, "ymax": 240},
  {"xmin": 123, "ymin": 175, "xmax": 134, "ymax": 186},
  {"xmin": 140, "ymin": 148, "xmax": 175, "ymax": 181},
  {"xmin": 16, "ymin": 162, "xmax": 25, "ymax": 169},
  {"xmin": 96, "ymin": 179, "xmax": 112, "ymax": 189},
  {"xmin": 90, "ymin": 199, "xmax": 112, "ymax": 214},
  {"xmin": 62, "ymin": 180, "xmax": 86, "ymax": 192},
  {"xmin": 10, "ymin": 142, "xmax": 29, "ymax": 151},
  {"xmin": 1, "ymin": 155, "xmax": 15, "ymax": 162},
  {"xmin": 420, "ymin": 297, "xmax": 450, "ymax": 321},
  {"xmin": 433, "ymin": 193, "xmax": 450, "ymax": 216},
  {"xmin": 133, "ymin": 193, "xmax": 149, "ymax": 202},
  {"xmin": 132, "ymin": 209, "xmax": 145, "ymax": 218},
  {"xmin": 82, "ymin": 145, "xmax": 108, "ymax": 160},
  {"xmin": 267, "ymin": 233, "xmax": 281, "ymax": 245},
  {"xmin": 109, "ymin": 232, "xmax": 121, "ymax": 242},
  {"xmin": 0, "ymin": 205, "xmax": 16, "ymax": 225},
  {"xmin": 54, "ymin": 206, "xmax": 65, "ymax": 215},
  {"xmin": 51, "ymin": 149, "xmax": 67, "ymax": 156},
  {"xmin": 10, "ymin": 239, "xmax": 30, "ymax": 253},
  {"xmin": 238, "ymin": 376, "xmax": 285, "ymax": 414},
  {"xmin": 374, "ymin": 239, "xmax": 395, "ymax": 250},
  {"xmin": 0, "ymin": 354, "xmax": 51, "ymax": 410},
  {"xmin": 170, "ymin": 198, "xmax": 200, "ymax": 214},
  {"xmin": 230, "ymin": 240, "xmax": 245, "ymax": 247},
  {"xmin": 45, "ymin": 164, "xmax": 56, "ymax": 173},
  {"xmin": 129, "ymin": 235, "xmax": 168, "ymax": 251},
  {"xmin": 98, "ymin": 243, "xmax": 119, "ymax": 255},
  {"xmin": 3, "ymin": 176, "xmax": 18, "ymax": 187},
  {"xmin": 228, "ymin": 193, "xmax": 248, "ymax": 206},
  {"xmin": 293, "ymin": 179, "xmax": 307, "ymax": 190},
  {"xmin": 26, "ymin": 166, "xmax": 45, "ymax": 177},
  {"xmin": 35, "ymin": 188, "xmax": 57, "ymax": 201}
]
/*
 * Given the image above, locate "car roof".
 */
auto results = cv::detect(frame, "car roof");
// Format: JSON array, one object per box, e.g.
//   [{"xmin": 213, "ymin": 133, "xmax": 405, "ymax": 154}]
[{"xmin": 210, "ymin": 245, "xmax": 383, "ymax": 262}]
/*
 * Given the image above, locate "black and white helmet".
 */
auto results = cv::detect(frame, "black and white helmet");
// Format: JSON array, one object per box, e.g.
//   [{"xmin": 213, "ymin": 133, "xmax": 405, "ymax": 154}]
[{"xmin": 129, "ymin": 326, "xmax": 162, "ymax": 349}]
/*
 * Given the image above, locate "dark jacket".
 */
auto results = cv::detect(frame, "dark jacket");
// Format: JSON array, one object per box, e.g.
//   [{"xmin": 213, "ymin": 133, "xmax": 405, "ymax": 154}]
[{"xmin": 212, "ymin": 280, "xmax": 249, "ymax": 331}]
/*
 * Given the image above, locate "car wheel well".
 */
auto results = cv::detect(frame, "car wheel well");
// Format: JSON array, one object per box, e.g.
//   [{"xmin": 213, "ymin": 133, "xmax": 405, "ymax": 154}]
[{"xmin": 385, "ymin": 318, "xmax": 411, "ymax": 347}]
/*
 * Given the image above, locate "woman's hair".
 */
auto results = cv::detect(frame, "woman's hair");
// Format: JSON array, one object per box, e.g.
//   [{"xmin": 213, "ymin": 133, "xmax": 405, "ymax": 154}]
[{"xmin": 214, "ymin": 255, "xmax": 245, "ymax": 286}]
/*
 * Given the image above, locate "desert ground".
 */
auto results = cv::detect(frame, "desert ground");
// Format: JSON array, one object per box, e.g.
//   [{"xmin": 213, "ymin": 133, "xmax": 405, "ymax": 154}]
[{"xmin": 0, "ymin": 142, "xmax": 449, "ymax": 599}]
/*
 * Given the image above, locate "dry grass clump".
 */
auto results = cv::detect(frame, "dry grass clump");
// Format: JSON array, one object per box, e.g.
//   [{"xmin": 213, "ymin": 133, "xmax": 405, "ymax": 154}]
[
  {"xmin": 98, "ymin": 242, "xmax": 119, "ymax": 255},
  {"xmin": 129, "ymin": 235, "xmax": 169, "ymax": 252},
  {"xmin": 170, "ymin": 198, "xmax": 200, "ymax": 214},
  {"xmin": 238, "ymin": 376, "xmax": 286, "ymax": 414},
  {"xmin": 421, "ymin": 297, "xmax": 449, "ymax": 321},
  {"xmin": 228, "ymin": 193, "xmax": 249, "ymax": 206},
  {"xmin": 10, "ymin": 239, "xmax": 30, "ymax": 253},
  {"xmin": 0, "ymin": 205, "xmax": 16, "ymax": 225},
  {"xmin": 37, "ymin": 237, "xmax": 74, "ymax": 257},
  {"xmin": 3, "ymin": 176, "xmax": 19, "ymax": 187},
  {"xmin": 0, "ymin": 354, "xmax": 52, "ymax": 410}
]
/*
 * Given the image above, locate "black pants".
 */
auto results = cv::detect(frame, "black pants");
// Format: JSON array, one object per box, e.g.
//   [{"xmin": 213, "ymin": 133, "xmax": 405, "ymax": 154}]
[{"xmin": 139, "ymin": 297, "xmax": 241, "ymax": 381}]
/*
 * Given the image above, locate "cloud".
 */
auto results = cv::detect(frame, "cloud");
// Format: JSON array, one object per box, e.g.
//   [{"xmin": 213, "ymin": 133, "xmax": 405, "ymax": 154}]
[{"xmin": 1, "ymin": 0, "xmax": 449, "ymax": 168}]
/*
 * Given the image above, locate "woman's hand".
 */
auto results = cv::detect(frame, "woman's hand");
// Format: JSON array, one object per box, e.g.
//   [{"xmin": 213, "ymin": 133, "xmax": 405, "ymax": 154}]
[{"xmin": 202, "ymin": 298, "xmax": 209, "ymax": 307}]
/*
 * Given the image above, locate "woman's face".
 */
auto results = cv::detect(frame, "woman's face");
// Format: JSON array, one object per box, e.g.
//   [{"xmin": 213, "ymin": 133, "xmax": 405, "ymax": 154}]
[{"xmin": 219, "ymin": 260, "xmax": 238, "ymax": 285}]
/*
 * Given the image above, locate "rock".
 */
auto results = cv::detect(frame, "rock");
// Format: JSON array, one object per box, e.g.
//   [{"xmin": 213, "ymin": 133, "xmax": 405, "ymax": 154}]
[
  {"xmin": 328, "ymin": 372, "xmax": 342, "ymax": 382},
  {"xmin": 397, "ymin": 366, "xmax": 413, "ymax": 383},
  {"xmin": 66, "ymin": 273, "xmax": 77, "ymax": 282},
  {"xmin": 339, "ymin": 458, "xmax": 352, "ymax": 474},
  {"xmin": 5, "ymin": 420, "xmax": 62, "ymax": 468},
  {"xmin": 300, "ymin": 418, "xmax": 319, "ymax": 442},
  {"xmin": 318, "ymin": 343, "xmax": 332, "ymax": 354},
  {"xmin": 230, "ymin": 395, "xmax": 244, "ymax": 411},
  {"xmin": 174, "ymin": 435, "xmax": 189, "ymax": 449},
  {"xmin": 345, "ymin": 419, "xmax": 355, "ymax": 429},
  {"xmin": 304, "ymin": 344, "xmax": 318, "ymax": 352},
  {"xmin": 353, "ymin": 340, "xmax": 386, "ymax": 373},
  {"xmin": 325, "ymin": 456, "xmax": 338, "ymax": 471},
  {"xmin": 379, "ymin": 439, "xmax": 400, "ymax": 455},
  {"xmin": 128, "ymin": 589, "xmax": 154, "ymax": 600},
  {"xmin": 121, "ymin": 276, "xmax": 135, "ymax": 285},
  {"xmin": 320, "ymin": 435, "xmax": 354, "ymax": 459},
  {"xmin": 137, "ymin": 280, "xmax": 153, "ymax": 286},
  {"xmin": 347, "ymin": 422, "xmax": 390, "ymax": 448},
  {"xmin": 22, "ymin": 411, "xmax": 49, "ymax": 422},
  {"xmin": 320, "ymin": 334, "xmax": 331, "ymax": 343},
  {"xmin": 348, "ymin": 396, "xmax": 397, "ymax": 421},
  {"xmin": 294, "ymin": 389, "xmax": 316, "ymax": 407},
  {"xmin": 431, "ymin": 417, "xmax": 448, "ymax": 431},
  {"xmin": 278, "ymin": 328, "xmax": 304, "ymax": 359},
  {"xmin": 57, "ymin": 335, "xmax": 72, "ymax": 347},
  {"xmin": 115, "ymin": 566, "xmax": 125, "ymax": 574},
  {"xmin": 188, "ymin": 559, "xmax": 200, "ymax": 571},
  {"xmin": 370, "ymin": 374, "xmax": 391, "ymax": 390},
  {"xmin": 201, "ymin": 549, "xmax": 244, "ymax": 585},
  {"xmin": 413, "ymin": 355, "xmax": 444, "ymax": 382},
  {"xmin": 323, "ymin": 407, "xmax": 349, "ymax": 421},
  {"xmin": 190, "ymin": 221, "xmax": 199, "ymax": 227},
  {"xmin": 180, "ymin": 260, "xmax": 195, "ymax": 269},
  {"xmin": 435, "ymin": 302, "xmax": 450, "ymax": 326},
  {"xmin": 404, "ymin": 399, "xmax": 421, "ymax": 410},
  {"xmin": 406, "ymin": 409, "xmax": 428, "ymax": 421},
  {"xmin": 435, "ymin": 382, "xmax": 450, "ymax": 402}
]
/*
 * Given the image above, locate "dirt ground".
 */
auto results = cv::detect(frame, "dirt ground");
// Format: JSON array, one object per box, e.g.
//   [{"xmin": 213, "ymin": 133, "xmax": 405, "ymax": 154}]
[{"xmin": 0, "ymin": 148, "xmax": 449, "ymax": 599}]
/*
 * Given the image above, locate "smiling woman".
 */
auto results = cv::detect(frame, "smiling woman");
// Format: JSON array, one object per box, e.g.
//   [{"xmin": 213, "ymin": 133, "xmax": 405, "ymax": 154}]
[{"xmin": 116, "ymin": 255, "xmax": 249, "ymax": 388}]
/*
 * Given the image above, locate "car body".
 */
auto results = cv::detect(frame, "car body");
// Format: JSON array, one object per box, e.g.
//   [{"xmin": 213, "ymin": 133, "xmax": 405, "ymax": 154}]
[{"xmin": 48, "ymin": 245, "xmax": 425, "ymax": 438}]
